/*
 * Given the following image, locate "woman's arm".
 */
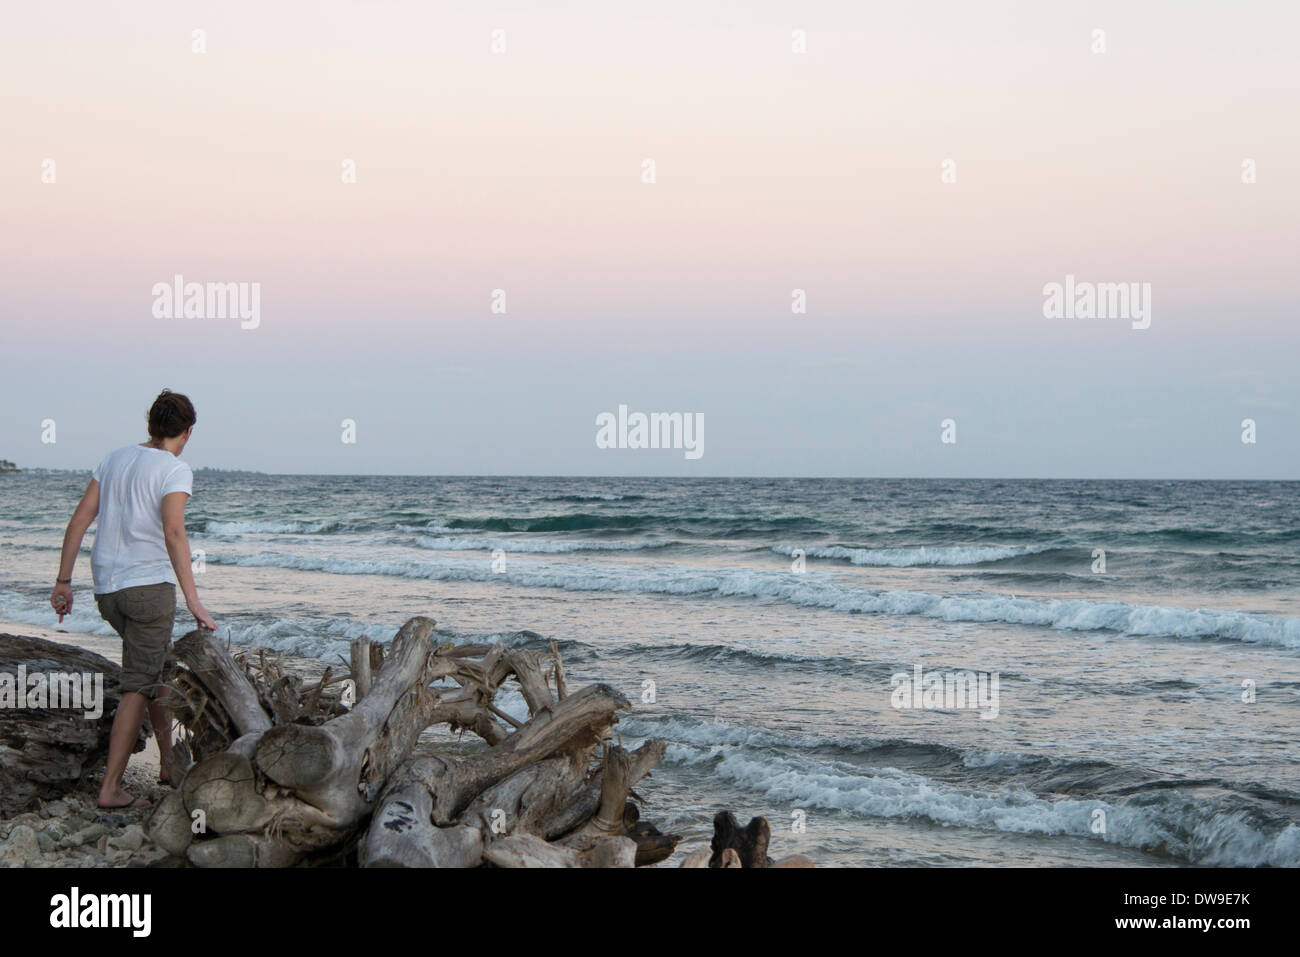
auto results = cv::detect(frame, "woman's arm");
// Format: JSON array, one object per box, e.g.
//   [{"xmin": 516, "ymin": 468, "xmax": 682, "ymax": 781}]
[
  {"xmin": 161, "ymin": 490, "xmax": 217, "ymax": 630},
  {"xmin": 50, "ymin": 479, "xmax": 99, "ymax": 621}
]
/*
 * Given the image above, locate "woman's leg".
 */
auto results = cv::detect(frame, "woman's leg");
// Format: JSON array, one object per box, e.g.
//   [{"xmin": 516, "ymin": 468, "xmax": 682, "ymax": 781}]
[
  {"xmin": 99, "ymin": 693, "xmax": 149, "ymax": 807},
  {"xmin": 94, "ymin": 591, "xmax": 149, "ymax": 806},
  {"xmin": 147, "ymin": 687, "xmax": 174, "ymax": 785},
  {"xmin": 97, "ymin": 583, "xmax": 175, "ymax": 807}
]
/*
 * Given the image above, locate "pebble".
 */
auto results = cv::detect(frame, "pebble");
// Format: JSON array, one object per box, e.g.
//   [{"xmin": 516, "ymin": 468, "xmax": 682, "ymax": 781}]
[
  {"xmin": 109, "ymin": 825, "xmax": 145, "ymax": 853},
  {"xmin": 39, "ymin": 800, "xmax": 68, "ymax": 819},
  {"xmin": 1, "ymin": 813, "xmax": 41, "ymax": 838},
  {"xmin": 66, "ymin": 823, "xmax": 108, "ymax": 848},
  {"xmin": 1, "ymin": 825, "xmax": 41, "ymax": 865}
]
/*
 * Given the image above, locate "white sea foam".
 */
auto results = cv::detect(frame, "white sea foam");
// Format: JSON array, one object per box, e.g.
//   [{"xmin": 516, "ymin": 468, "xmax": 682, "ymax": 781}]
[
  {"xmin": 772, "ymin": 543, "xmax": 1052, "ymax": 566},
  {"xmin": 206, "ymin": 551, "xmax": 1300, "ymax": 649},
  {"xmin": 204, "ymin": 519, "xmax": 344, "ymax": 535}
]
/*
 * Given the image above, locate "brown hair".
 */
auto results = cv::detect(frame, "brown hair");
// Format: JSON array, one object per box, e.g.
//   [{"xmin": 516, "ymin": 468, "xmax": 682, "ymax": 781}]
[{"xmin": 147, "ymin": 389, "xmax": 197, "ymax": 441}]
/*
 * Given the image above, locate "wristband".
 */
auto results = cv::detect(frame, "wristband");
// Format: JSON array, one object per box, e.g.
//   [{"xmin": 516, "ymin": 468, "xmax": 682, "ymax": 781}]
[{"xmin": 56, "ymin": 577, "xmax": 71, "ymax": 584}]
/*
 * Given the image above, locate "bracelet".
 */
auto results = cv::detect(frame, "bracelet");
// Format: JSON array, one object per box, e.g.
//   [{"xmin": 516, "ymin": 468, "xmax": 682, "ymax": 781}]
[{"xmin": 56, "ymin": 577, "xmax": 71, "ymax": 584}]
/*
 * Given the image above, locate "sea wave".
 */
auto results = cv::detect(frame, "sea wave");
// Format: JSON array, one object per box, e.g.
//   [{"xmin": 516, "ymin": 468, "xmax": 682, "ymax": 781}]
[
  {"xmin": 655, "ymin": 735, "xmax": 1300, "ymax": 866},
  {"xmin": 445, "ymin": 513, "xmax": 819, "ymax": 535},
  {"xmin": 202, "ymin": 519, "xmax": 348, "ymax": 535},
  {"xmin": 771, "ymin": 543, "xmax": 1054, "ymax": 567},
  {"xmin": 205, "ymin": 551, "xmax": 1300, "ymax": 649},
  {"xmin": 414, "ymin": 535, "xmax": 671, "ymax": 554},
  {"xmin": 542, "ymin": 493, "xmax": 646, "ymax": 503}
]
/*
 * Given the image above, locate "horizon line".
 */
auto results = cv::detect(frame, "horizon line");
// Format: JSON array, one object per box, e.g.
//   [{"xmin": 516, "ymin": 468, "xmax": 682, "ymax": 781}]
[{"xmin": 8, "ymin": 467, "xmax": 1297, "ymax": 482}]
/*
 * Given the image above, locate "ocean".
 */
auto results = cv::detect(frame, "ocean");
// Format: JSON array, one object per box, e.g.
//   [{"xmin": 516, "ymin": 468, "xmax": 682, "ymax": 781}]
[{"xmin": 2, "ymin": 471, "xmax": 1298, "ymax": 866}]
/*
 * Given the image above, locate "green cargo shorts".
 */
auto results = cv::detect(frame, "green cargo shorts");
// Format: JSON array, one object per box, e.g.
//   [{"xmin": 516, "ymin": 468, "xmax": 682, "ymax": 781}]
[{"xmin": 95, "ymin": 582, "xmax": 177, "ymax": 699}]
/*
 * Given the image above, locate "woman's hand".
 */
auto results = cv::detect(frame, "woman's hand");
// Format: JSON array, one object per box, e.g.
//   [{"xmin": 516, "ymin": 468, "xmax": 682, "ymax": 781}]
[
  {"xmin": 50, "ymin": 582, "xmax": 73, "ymax": 622},
  {"xmin": 186, "ymin": 596, "xmax": 217, "ymax": 631}
]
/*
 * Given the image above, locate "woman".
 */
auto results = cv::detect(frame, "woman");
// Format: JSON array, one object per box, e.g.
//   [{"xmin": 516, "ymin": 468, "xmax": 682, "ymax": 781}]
[{"xmin": 50, "ymin": 389, "xmax": 217, "ymax": 809}]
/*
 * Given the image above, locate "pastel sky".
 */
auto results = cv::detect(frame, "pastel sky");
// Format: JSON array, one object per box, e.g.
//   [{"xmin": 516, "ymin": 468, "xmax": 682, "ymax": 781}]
[{"xmin": 2, "ymin": 1, "xmax": 1297, "ymax": 477}]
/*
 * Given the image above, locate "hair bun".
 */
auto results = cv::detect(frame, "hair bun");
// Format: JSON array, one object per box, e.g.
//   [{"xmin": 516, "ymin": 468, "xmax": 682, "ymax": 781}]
[{"xmin": 147, "ymin": 390, "xmax": 197, "ymax": 441}]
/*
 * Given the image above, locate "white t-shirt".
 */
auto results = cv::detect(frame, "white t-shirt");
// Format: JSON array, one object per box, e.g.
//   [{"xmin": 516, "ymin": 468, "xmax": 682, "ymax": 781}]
[{"xmin": 90, "ymin": 444, "xmax": 194, "ymax": 594}]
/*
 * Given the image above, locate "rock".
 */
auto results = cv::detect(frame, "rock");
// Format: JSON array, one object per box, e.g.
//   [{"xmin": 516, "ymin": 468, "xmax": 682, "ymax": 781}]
[
  {"xmin": 1, "ymin": 825, "xmax": 41, "ymax": 865},
  {"xmin": 39, "ymin": 800, "xmax": 68, "ymax": 819},
  {"xmin": 66, "ymin": 823, "xmax": 108, "ymax": 848},
  {"xmin": 109, "ymin": 825, "xmax": 145, "ymax": 853},
  {"xmin": 35, "ymin": 832, "xmax": 55, "ymax": 853},
  {"xmin": 2, "ymin": 812, "xmax": 41, "ymax": 837}
]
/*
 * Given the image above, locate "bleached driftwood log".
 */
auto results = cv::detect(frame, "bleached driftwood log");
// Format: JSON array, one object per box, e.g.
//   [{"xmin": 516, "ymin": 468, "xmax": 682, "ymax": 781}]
[
  {"xmin": 364, "ymin": 710, "xmax": 678, "ymax": 867},
  {"xmin": 172, "ymin": 630, "xmax": 272, "ymax": 739},
  {"xmin": 483, "ymin": 832, "xmax": 637, "ymax": 868},
  {"xmin": 252, "ymin": 617, "xmax": 446, "ymax": 826},
  {"xmin": 153, "ymin": 617, "xmax": 450, "ymax": 866},
  {"xmin": 149, "ymin": 615, "xmax": 695, "ymax": 868}
]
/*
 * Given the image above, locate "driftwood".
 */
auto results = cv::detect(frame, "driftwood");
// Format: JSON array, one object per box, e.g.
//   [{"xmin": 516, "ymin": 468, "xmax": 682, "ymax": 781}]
[
  {"xmin": 484, "ymin": 833, "xmax": 637, "ymax": 868},
  {"xmin": 172, "ymin": 630, "xmax": 272, "ymax": 738},
  {"xmin": 142, "ymin": 614, "xmax": 810, "ymax": 868},
  {"xmin": 144, "ymin": 616, "xmax": 688, "ymax": 867},
  {"xmin": 622, "ymin": 801, "xmax": 682, "ymax": 866},
  {"xmin": 151, "ymin": 618, "xmax": 449, "ymax": 866},
  {"xmin": 0, "ymin": 634, "xmax": 147, "ymax": 815}
]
